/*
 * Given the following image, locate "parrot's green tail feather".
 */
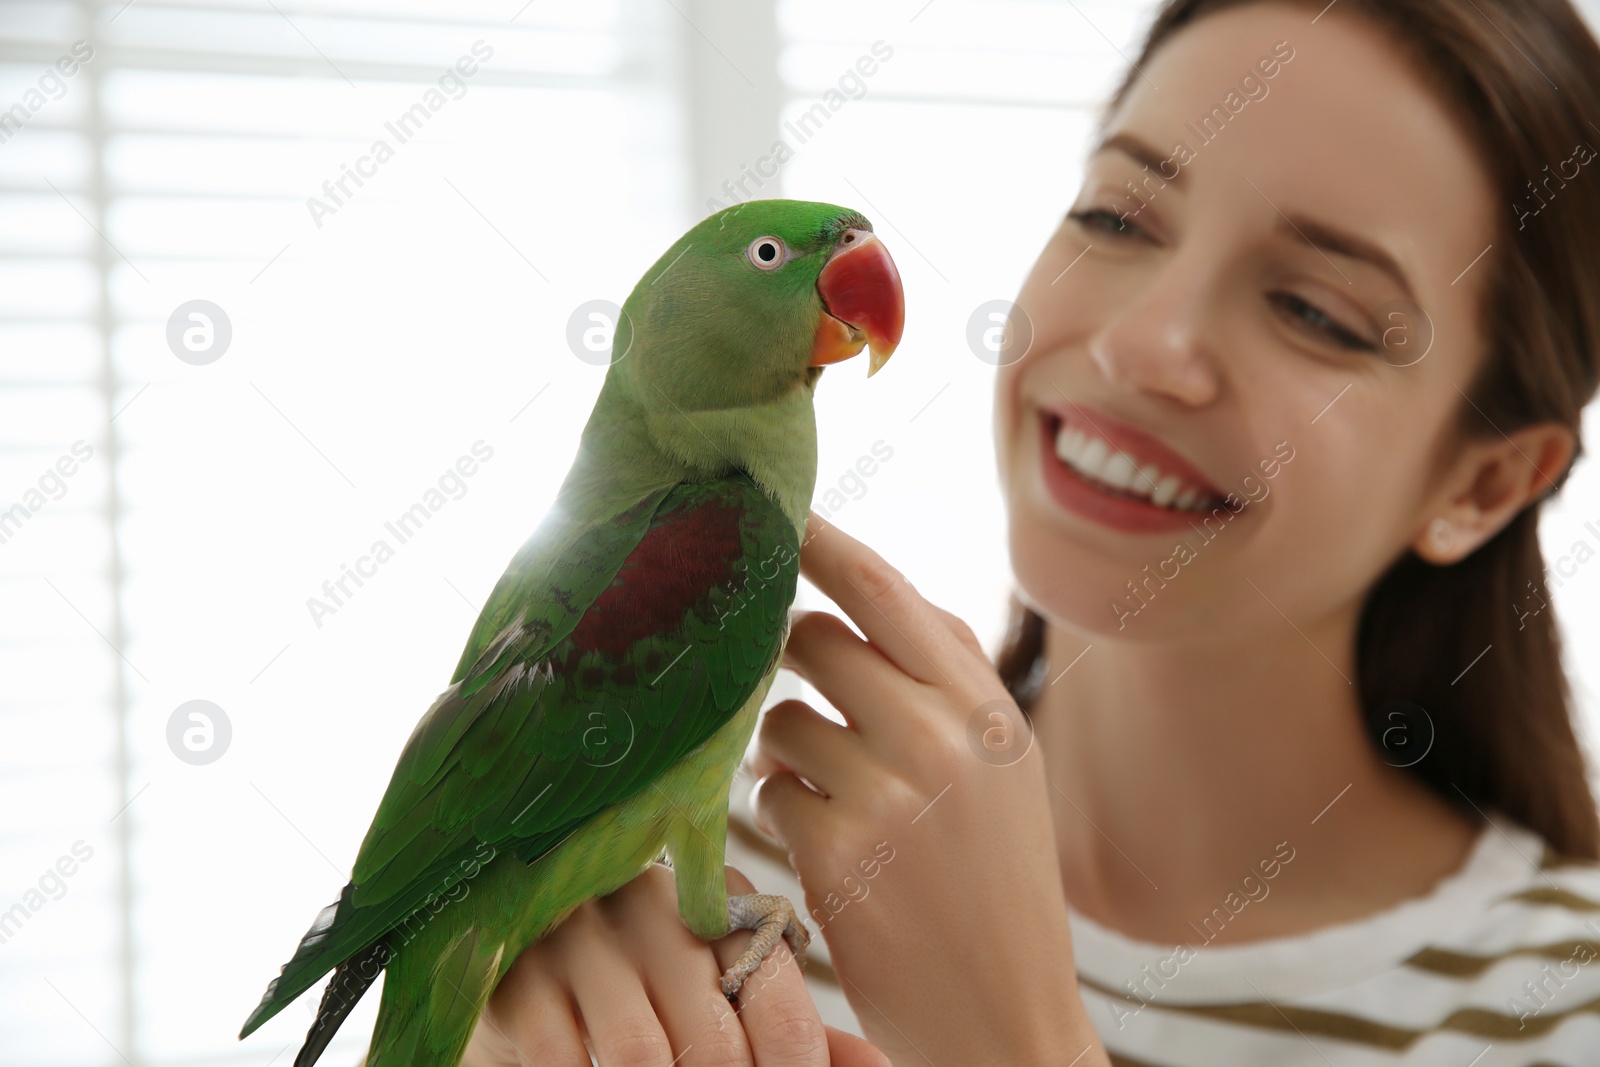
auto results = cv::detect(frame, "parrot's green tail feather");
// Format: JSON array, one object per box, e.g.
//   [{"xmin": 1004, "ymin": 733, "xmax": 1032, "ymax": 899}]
[
  {"xmin": 365, "ymin": 926, "xmax": 505, "ymax": 1067},
  {"xmin": 239, "ymin": 881, "xmax": 367, "ymax": 1040},
  {"xmin": 239, "ymin": 893, "xmax": 342, "ymax": 1038}
]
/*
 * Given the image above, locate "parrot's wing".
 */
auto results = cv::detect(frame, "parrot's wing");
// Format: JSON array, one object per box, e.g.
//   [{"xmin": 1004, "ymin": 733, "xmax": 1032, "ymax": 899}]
[{"xmin": 240, "ymin": 472, "xmax": 799, "ymax": 1038}]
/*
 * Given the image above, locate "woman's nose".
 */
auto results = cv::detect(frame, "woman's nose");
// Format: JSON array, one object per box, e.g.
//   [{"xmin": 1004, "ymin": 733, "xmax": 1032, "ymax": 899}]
[{"xmin": 1086, "ymin": 260, "xmax": 1223, "ymax": 407}]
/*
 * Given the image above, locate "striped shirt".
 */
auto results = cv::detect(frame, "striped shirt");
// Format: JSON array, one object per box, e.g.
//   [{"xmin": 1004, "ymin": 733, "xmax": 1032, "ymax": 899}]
[{"xmin": 725, "ymin": 773, "xmax": 1600, "ymax": 1066}]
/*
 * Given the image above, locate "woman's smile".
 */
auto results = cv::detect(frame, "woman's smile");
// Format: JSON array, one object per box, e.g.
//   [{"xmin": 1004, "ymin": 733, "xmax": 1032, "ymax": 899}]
[{"xmin": 1032, "ymin": 404, "xmax": 1245, "ymax": 535}]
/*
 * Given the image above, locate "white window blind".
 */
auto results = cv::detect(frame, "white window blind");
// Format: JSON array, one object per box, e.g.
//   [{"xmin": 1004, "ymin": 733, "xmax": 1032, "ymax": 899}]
[{"xmin": 0, "ymin": 1, "xmax": 686, "ymax": 1063}]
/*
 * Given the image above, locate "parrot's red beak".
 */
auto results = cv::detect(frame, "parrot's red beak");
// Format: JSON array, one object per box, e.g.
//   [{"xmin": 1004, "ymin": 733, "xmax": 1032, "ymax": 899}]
[{"xmin": 811, "ymin": 229, "xmax": 905, "ymax": 377}]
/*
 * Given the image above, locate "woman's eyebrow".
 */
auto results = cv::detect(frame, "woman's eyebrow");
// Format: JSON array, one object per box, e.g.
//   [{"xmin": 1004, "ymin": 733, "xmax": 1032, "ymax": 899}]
[
  {"xmin": 1275, "ymin": 214, "xmax": 1418, "ymax": 301},
  {"xmin": 1092, "ymin": 130, "xmax": 1418, "ymax": 299},
  {"xmin": 1094, "ymin": 131, "xmax": 1187, "ymax": 188}
]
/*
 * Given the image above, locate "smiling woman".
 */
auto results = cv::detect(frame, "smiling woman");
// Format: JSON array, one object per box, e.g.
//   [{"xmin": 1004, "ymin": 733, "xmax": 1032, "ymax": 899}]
[
  {"xmin": 970, "ymin": 0, "xmax": 1600, "ymax": 1061},
  {"xmin": 692, "ymin": 0, "xmax": 1600, "ymax": 1064}
]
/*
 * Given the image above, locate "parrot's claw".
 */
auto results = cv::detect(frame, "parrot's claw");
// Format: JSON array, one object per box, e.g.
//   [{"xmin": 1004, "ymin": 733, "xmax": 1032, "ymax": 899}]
[{"xmin": 719, "ymin": 893, "xmax": 809, "ymax": 999}]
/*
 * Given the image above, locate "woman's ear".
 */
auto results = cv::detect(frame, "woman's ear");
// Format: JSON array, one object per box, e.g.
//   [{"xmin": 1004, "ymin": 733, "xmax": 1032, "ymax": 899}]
[{"xmin": 1410, "ymin": 421, "xmax": 1575, "ymax": 565}]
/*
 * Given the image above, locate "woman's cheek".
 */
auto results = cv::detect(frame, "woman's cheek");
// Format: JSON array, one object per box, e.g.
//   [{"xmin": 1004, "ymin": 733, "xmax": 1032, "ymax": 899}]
[{"xmin": 992, "ymin": 362, "xmax": 1024, "ymax": 490}]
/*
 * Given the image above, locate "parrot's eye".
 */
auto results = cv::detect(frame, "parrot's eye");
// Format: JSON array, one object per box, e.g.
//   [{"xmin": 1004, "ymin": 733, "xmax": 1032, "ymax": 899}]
[{"xmin": 746, "ymin": 236, "xmax": 786, "ymax": 270}]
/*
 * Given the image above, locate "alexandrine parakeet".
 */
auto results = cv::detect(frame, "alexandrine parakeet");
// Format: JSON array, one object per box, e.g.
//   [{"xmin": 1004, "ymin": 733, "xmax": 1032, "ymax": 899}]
[{"xmin": 238, "ymin": 199, "xmax": 905, "ymax": 1067}]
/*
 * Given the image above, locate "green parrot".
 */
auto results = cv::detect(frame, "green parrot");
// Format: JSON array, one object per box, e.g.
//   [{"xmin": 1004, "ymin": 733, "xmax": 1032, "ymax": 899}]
[{"xmin": 238, "ymin": 198, "xmax": 905, "ymax": 1067}]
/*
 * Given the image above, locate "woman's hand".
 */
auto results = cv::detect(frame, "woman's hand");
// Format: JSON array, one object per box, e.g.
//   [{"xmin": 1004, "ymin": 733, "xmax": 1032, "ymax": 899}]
[
  {"xmin": 747, "ymin": 513, "xmax": 1108, "ymax": 1067},
  {"xmin": 460, "ymin": 862, "xmax": 890, "ymax": 1066}
]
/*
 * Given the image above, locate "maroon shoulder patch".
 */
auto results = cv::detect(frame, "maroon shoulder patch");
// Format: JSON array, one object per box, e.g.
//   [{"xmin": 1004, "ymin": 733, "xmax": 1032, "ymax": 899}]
[{"xmin": 563, "ymin": 489, "xmax": 747, "ymax": 662}]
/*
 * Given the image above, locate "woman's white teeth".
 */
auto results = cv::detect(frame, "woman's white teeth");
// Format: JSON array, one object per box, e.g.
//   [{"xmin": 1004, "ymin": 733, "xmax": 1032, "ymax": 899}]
[
  {"xmin": 1075, "ymin": 434, "xmax": 1108, "ymax": 471},
  {"xmin": 1101, "ymin": 448, "xmax": 1137, "ymax": 490},
  {"xmin": 1054, "ymin": 423, "xmax": 1217, "ymax": 513}
]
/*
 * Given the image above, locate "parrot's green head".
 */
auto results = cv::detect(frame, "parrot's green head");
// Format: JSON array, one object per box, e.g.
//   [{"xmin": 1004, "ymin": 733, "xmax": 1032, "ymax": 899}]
[{"xmin": 609, "ymin": 198, "xmax": 905, "ymax": 413}]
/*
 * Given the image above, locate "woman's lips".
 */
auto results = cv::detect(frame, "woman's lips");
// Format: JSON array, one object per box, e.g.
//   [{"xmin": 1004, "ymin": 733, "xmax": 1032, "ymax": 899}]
[{"xmin": 1036, "ymin": 410, "xmax": 1242, "ymax": 534}]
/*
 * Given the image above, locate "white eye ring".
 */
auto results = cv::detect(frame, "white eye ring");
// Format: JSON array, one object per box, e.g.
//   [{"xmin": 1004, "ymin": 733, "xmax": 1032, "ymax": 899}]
[{"xmin": 746, "ymin": 235, "xmax": 786, "ymax": 270}]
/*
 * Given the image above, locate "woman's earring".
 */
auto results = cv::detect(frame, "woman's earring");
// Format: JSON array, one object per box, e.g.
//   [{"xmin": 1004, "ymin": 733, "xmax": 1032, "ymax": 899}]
[{"xmin": 1429, "ymin": 517, "xmax": 1453, "ymax": 553}]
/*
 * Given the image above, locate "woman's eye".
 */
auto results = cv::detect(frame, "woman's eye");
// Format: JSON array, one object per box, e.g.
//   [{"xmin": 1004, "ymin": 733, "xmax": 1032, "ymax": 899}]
[
  {"xmin": 1271, "ymin": 292, "xmax": 1377, "ymax": 352},
  {"xmin": 1066, "ymin": 207, "xmax": 1143, "ymax": 240},
  {"xmin": 1060, "ymin": 209, "xmax": 1378, "ymax": 356},
  {"xmin": 747, "ymin": 236, "xmax": 786, "ymax": 269}
]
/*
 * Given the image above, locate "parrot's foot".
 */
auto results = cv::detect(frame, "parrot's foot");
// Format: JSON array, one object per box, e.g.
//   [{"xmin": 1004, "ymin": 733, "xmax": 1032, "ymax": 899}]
[{"xmin": 720, "ymin": 893, "xmax": 809, "ymax": 998}]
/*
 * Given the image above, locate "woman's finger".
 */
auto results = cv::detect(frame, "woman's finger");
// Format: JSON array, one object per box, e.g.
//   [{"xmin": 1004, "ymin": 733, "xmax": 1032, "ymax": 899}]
[
  {"xmin": 619, "ymin": 874, "xmax": 759, "ymax": 1067},
  {"xmin": 558, "ymin": 912, "xmax": 678, "ymax": 1067},
  {"xmin": 743, "ymin": 747, "xmax": 786, "ymax": 784},
  {"xmin": 710, "ymin": 867, "xmax": 829, "ymax": 1067},
  {"xmin": 825, "ymin": 1025, "xmax": 892, "ymax": 1067},
  {"xmin": 476, "ymin": 941, "xmax": 590, "ymax": 1067},
  {"xmin": 798, "ymin": 513, "xmax": 970, "ymax": 688},
  {"xmin": 754, "ymin": 699, "xmax": 869, "ymax": 800},
  {"xmin": 750, "ymin": 769, "xmax": 829, "ymax": 852},
  {"xmin": 930, "ymin": 604, "xmax": 989, "ymax": 659},
  {"xmin": 781, "ymin": 611, "xmax": 921, "ymax": 745}
]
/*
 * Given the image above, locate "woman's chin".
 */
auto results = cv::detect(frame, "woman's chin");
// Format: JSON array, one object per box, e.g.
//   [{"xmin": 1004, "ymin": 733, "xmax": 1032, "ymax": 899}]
[
  {"xmin": 1007, "ymin": 513, "xmax": 1236, "ymax": 643},
  {"xmin": 1008, "ymin": 524, "xmax": 1132, "ymax": 630}
]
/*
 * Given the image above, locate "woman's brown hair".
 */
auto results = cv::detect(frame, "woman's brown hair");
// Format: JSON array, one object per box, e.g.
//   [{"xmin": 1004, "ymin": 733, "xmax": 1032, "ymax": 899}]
[{"xmin": 996, "ymin": 0, "xmax": 1600, "ymax": 858}]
